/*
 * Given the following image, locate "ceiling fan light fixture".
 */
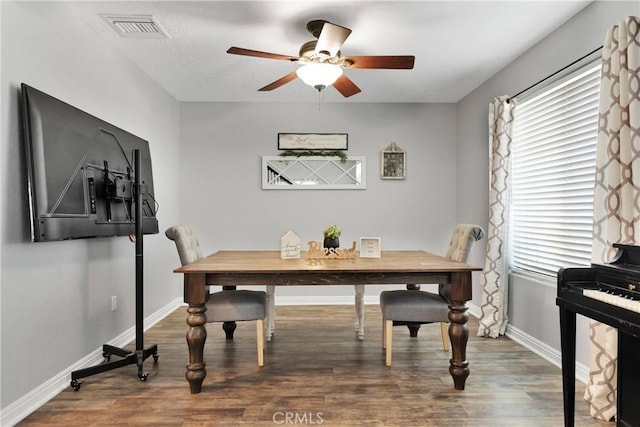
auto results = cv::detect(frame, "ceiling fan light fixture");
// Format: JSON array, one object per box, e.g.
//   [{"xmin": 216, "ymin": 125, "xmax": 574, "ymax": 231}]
[{"xmin": 296, "ymin": 63, "xmax": 343, "ymax": 91}]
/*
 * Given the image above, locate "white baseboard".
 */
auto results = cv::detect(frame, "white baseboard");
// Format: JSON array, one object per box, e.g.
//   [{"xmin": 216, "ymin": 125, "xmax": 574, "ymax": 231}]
[
  {"xmin": 1, "ymin": 297, "xmax": 183, "ymax": 427},
  {"xmin": 465, "ymin": 302, "xmax": 588, "ymax": 383},
  {"xmin": 505, "ymin": 323, "xmax": 589, "ymax": 384},
  {"xmin": 467, "ymin": 302, "xmax": 481, "ymax": 319}
]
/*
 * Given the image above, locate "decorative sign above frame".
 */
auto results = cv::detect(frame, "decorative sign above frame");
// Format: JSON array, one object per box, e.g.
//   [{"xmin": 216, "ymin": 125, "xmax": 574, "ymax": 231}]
[
  {"xmin": 278, "ymin": 133, "xmax": 348, "ymax": 151},
  {"xmin": 381, "ymin": 142, "xmax": 406, "ymax": 180}
]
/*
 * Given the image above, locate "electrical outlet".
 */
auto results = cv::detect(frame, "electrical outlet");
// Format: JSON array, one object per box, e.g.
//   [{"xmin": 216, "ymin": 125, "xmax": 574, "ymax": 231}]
[{"xmin": 111, "ymin": 295, "xmax": 117, "ymax": 311}]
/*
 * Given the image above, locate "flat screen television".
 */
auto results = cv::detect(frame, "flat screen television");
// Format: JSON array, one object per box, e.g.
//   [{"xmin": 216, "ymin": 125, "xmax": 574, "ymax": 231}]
[{"xmin": 20, "ymin": 83, "xmax": 159, "ymax": 242}]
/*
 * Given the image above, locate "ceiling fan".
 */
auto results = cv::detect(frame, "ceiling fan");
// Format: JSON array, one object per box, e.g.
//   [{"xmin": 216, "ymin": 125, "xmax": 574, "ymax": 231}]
[{"xmin": 226, "ymin": 20, "xmax": 415, "ymax": 97}]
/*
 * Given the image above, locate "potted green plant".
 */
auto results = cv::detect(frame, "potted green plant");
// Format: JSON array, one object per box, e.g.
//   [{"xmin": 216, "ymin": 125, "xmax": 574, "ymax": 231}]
[{"xmin": 323, "ymin": 224, "xmax": 341, "ymax": 250}]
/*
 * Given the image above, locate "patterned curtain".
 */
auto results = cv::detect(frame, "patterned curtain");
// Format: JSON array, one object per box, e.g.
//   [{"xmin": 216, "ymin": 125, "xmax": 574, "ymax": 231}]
[
  {"xmin": 478, "ymin": 96, "xmax": 514, "ymax": 338},
  {"xmin": 586, "ymin": 16, "xmax": 640, "ymax": 421}
]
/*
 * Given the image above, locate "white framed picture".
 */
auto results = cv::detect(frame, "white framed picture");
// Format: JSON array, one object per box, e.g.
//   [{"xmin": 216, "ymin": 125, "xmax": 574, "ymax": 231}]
[{"xmin": 360, "ymin": 237, "xmax": 381, "ymax": 258}]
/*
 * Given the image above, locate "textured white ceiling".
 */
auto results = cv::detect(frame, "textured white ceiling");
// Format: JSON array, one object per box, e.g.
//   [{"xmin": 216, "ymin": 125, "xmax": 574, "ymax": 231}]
[{"xmin": 69, "ymin": 1, "xmax": 593, "ymax": 103}]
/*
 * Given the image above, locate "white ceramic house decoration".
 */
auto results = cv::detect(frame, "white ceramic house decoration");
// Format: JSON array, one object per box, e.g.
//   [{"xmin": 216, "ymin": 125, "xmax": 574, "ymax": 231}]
[{"xmin": 281, "ymin": 230, "xmax": 301, "ymax": 259}]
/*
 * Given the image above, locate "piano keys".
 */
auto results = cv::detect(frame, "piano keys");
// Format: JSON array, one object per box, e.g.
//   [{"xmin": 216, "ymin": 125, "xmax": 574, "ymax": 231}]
[
  {"xmin": 583, "ymin": 287, "xmax": 640, "ymax": 313},
  {"xmin": 557, "ymin": 243, "xmax": 640, "ymax": 427}
]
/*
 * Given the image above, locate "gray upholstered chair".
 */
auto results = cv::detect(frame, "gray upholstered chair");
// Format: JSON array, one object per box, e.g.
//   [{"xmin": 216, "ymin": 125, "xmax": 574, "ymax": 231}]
[
  {"xmin": 380, "ymin": 224, "xmax": 485, "ymax": 366},
  {"xmin": 165, "ymin": 225, "xmax": 266, "ymax": 366}
]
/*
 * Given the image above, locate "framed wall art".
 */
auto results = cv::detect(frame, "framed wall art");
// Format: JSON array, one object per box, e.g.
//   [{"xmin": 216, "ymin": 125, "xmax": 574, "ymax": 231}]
[
  {"xmin": 262, "ymin": 156, "xmax": 366, "ymax": 190},
  {"xmin": 380, "ymin": 142, "xmax": 406, "ymax": 180},
  {"xmin": 278, "ymin": 133, "xmax": 348, "ymax": 151}
]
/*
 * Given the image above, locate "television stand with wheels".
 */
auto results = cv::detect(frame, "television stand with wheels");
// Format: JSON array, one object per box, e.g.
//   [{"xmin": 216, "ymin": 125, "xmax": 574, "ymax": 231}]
[
  {"xmin": 70, "ymin": 149, "xmax": 158, "ymax": 390},
  {"xmin": 70, "ymin": 344, "xmax": 158, "ymax": 390}
]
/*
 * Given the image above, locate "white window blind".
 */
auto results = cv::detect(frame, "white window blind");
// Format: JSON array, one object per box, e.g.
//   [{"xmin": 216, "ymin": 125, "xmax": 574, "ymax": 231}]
[{"xmin": 510, "ymin": 64, "xmax": 600, "ymax": 276}]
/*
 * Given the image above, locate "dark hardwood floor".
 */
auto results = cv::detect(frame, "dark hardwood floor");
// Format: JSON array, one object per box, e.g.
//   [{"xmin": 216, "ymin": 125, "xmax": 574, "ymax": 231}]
[{"xmin": 19, "ymin": 305, "xmax": 612, "ymax": 426}]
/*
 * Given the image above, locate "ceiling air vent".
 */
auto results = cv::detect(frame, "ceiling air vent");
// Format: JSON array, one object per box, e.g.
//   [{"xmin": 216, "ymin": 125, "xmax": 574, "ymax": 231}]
[{"xmin": 102, "ymin": 15, "xmax": 169, "ymax": 38}]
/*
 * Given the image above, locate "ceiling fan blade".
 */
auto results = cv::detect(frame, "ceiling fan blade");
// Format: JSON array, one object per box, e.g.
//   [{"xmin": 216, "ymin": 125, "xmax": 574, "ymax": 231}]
[
  {"xmin": 344, "ymin": 55, "xmax": 415, "ymax": 69},
  {"xmin": 258, "ymin": 71, "xmax": 299, "ymax": 91},
  {"xmin": 316, "ymin": 22, "xmax": 352, "ymax": 57},
  {"xmin": 227, "ymin": 47, "xmax": 299, "ymax": 62},
  {"xmin": 332, "ymin": 74, "xmax": 361, "ymax": 98}
]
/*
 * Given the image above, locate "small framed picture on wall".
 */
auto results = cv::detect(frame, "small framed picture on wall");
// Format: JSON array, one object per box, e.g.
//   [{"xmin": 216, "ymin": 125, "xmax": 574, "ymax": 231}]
[{"xmin": 380, "ymin": 142, "xmax": 406, "ymax": 180}]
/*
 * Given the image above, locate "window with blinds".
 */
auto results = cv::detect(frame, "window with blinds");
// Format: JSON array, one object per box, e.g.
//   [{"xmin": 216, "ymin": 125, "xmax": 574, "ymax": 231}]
[{"xmin": 510, "ymin": 64, "xmax": 601, "ymax": 277}]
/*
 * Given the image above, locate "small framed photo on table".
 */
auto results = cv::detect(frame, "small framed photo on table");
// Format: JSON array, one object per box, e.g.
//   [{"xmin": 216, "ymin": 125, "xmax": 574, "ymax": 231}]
[
  {"xmin": 360, "ymin": 237, "xmax": 381, "ymax": 258},
  {"xmin": 381, "ymin": 142, "xmax": 406, "ymax": 180}
]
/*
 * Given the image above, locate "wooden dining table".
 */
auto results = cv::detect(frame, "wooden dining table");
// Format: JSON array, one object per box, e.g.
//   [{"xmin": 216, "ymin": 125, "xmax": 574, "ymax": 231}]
[{"xmin": 173, "ymin": 250, "xmax": 482, "ymax": 394}]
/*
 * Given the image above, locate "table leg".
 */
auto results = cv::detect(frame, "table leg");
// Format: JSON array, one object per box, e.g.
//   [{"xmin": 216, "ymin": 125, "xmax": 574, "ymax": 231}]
[
  {"xmin": 448, "ymin": 300, "xmax": 469, "ymax": 389},
  {"xmin": 448, "ymin": 272, "xmax": 471, "ymax": 390},
  {"xmin": 186, "ymin": 304, "xmax": 207, "ymax": 394}
]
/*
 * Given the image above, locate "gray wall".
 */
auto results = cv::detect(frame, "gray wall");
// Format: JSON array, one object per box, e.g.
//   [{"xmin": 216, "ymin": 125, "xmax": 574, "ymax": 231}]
[
  {"xmin": 179, "ymin": 101, "xmax": 461, "ymax": 300},
  {"xmin": 1, "ymin": 1, "xmax": 181, "ymax": 410},
  {"xmin": 456, "ymin": 0, "xmax": 640, "ymax": 367},
  {"xmin": 2, "ymin": 0, "xmax": 639, "ymax": 420}
]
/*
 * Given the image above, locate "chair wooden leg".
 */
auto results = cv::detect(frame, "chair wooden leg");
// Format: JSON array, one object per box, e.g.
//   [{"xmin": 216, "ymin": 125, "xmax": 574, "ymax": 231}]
[
  {"xmin": 354, "ymin": 284, "xmax": 365, "ymax": 340},
  {"xmin": 385, "ymin": 320, "xmax": 393, "ymax": 366},
  {"xmin": 266, "ymin": 285, "xmax": 275, "ymax": 341},
  {"xmin": 256, "ymin": 319, "xmax": 265, "ymax": 367},
  {"xmin": 440, "ymin": 322, "xmax": 450, "ymax": 352},
  {"xmin": 382, "ymin": 315, "xmax": 387, "ymax": 348}
]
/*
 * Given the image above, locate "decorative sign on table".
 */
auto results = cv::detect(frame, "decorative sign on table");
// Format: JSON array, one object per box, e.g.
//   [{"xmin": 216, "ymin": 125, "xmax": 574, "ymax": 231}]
[
  {"xmin": 360, "ymin": 237, "xmax": 381, "ymax": 258},
  {"xmin": 304, "ymin": 240, "xmax": 357, "ymax": 259},
  {"xmin": 280, "ymin": 231, "xmax": 301, "ymax": 259},
  {"xmin": 278, "ymin": 133, "xmax": 348, "ymax": 151}
]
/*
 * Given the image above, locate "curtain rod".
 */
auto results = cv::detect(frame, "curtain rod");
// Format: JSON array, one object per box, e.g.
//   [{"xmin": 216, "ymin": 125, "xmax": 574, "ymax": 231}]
[{"xmin": 507, "ymin": 45, "xmax": 603, "ymax": 103}]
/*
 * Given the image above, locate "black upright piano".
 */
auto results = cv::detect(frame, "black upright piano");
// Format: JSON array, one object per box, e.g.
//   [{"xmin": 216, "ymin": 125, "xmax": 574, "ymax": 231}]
[{"xmin": 557, "ymin": 243, "xmax": 640, "ymax": 427}]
